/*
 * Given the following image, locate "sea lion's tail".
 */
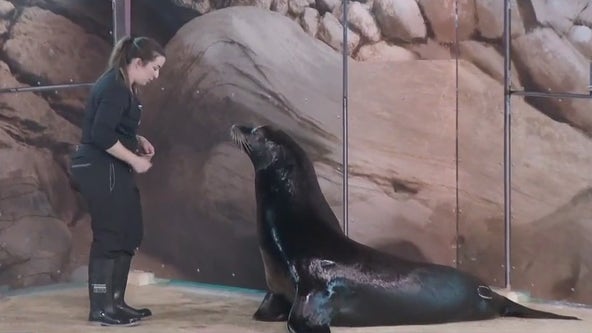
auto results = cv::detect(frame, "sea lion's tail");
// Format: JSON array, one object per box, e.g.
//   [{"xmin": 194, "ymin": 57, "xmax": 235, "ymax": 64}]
[{"xmin": 500, "ymin": 298, "xmax": 580, "ymax": 320}]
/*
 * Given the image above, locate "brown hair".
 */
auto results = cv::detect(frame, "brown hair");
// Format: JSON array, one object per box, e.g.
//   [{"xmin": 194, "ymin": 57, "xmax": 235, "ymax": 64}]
[{"xmin": 105, "ymin": 36, "xmax": 165, "ymax": 90}]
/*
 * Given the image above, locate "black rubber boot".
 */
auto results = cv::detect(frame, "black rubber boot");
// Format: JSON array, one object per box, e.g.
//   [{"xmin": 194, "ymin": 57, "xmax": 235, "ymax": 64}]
[
  {"xmin": 88, "ymin": 257, "xmax": 140, "ymax": 326},
  {"xmin": 113, "ymin": 254, "xmax": 152, "ymax": 319}
]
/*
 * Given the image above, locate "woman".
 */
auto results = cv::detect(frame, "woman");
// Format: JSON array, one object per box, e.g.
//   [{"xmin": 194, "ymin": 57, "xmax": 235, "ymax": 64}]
[{"xmin": 69, "ymin": 36, "xmax": 166, "ymax": 326}]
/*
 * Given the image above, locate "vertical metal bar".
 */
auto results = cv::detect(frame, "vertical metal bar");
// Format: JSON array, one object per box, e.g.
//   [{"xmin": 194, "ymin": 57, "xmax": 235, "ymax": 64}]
[
  {"xmin": 125, "ymin": 0, "xmax": 131, "ymax": 37},
  {"xmin": 589, "ymin": 62, "xmax": 592, "ymax": 94},
  {"xmin": 342, "ymin": 0, "xmax": 349, "ymax": 237},
  {"xmin": 112, "ymin": 0, "xmax": 131, "ymax": 44},
  {"xmin": 503, "ymin": 0, "xmax": 512, "ymax": 290},
  {"xmin": 454, "ymin": 0, "xmax": 460, "ymax": 268}
]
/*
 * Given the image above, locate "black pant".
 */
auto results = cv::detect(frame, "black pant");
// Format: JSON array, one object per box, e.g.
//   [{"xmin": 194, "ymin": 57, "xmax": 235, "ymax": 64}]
[{"xmin": 69, "ymin": 144, "xmax": 143, "ymax": 259}]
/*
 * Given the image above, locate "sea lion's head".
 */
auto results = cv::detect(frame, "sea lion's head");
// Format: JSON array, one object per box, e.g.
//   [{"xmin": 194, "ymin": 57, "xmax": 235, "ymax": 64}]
[
  {"xmin": 230, "ymin": 124, "xmax": 343, "ymax": 230},
  {"xmin": 230, "ymin": 124, "xmax": 304, "ymax": 173}
]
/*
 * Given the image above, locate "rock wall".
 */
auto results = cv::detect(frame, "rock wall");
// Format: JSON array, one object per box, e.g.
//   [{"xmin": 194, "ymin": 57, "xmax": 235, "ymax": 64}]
[{"xmin": 0, "ymin": 0, "xmax": 591, "ymax": 307}]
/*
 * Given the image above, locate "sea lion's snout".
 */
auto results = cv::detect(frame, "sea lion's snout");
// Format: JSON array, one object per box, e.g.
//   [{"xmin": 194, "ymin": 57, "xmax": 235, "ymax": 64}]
[
  {"xmin": 230, "ymin": 124, "xmax": 251, "ymax": 137},
  {"xmin": 230, "ymin": 124, "xmax": 254, "ymax": 154}
]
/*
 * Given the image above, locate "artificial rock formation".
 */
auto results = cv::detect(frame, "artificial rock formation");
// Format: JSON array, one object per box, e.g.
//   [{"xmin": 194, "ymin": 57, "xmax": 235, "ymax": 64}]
[{"xmin": 0, "ymin": 0, "xmax": 591, "ymax": 307}]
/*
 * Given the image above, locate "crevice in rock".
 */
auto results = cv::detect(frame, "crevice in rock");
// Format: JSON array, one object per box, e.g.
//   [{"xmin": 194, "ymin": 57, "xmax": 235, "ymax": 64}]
[
  {"xmin": 415, "ymin": 0, "xmax": 436, "ymax": 41},
  {"xmin": 131, "ymin": 0, "xmax": 201, "ymax": 46},
  {"xmin": 2, "ymin": 54, "xmax": 52, "ymax": 89},
  {"xmin": 0, "ymin": 257, "xmax": 30, "ymax": 275},
  {"xmin": 390, "ymin": 177, "xmax": 420, "ymax": 195},
  {"xmin": 211, "ymin": 0, "xmax": 235, "ymax": 10},
  {"xmin": 0, "ymin": 2, "xmax": 19, "ymax": 48},
  {"xmin": 0, "ymin": 4, "xmax": 22, "ymax": 69},
  {"xmin": 41, "ymin": 97, "xmax": 85, "ymax": 129},
  {"xmin": 516, "ymin": 0, "xmax": 539, "ymax": 33},
  {"xmin": 10, "ymin": 0, "xmax": 112, "ymax": 43},
  {"xmin": 0, "ymin": 111, "xmax": 73, "ymax": 155},
  {"xmin": 469, "ymin": 31, "xmax": 502, "ymax": 46},
  {"xmin": 0, "ymin": 105, "xmax": 47, "ymax": 132},
  {"xmin": 344, "ymin": 167, "xmax": 422, "ymax": 198},
  {"xmin": 574, "ymin": 2, "xmax": 590, "ymax": 26}
]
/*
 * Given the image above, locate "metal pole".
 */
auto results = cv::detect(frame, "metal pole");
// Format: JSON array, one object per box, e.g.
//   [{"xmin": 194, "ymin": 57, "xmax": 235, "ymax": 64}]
[
  {"xmin": 0, "ymin": 82, "xmax": 92, "ymax": 94},
  {"xmin": 503, "ymin": 0, "xmax": 512, "ymax": 290},
  {"xmin": 112, "ymin": 0, "xmax": 131, "ymax": 43},
  {"xmin": 511, "ymin": 90, "xmax": 592, "ymax": 99},
  {"xmin": 589, "ymin": 62, "xmax": 592, "ymax": 94},
  {"xmin": 341, "ymin": 0, "xmax": 349, "ymax": 237},
  {"xmin": 454, "ymin": 0, "xmax": 460, "ymax": 268}
]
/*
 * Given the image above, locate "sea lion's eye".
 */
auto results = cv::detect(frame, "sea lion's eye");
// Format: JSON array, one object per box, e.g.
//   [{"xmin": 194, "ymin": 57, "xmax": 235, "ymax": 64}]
[{"xmin": 252, "ymin": 126, "xmax": 263, "ymax": 135}]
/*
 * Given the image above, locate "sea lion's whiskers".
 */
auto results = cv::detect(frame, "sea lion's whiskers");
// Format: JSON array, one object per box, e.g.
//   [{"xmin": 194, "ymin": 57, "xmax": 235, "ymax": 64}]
[{"xmin": 242, "ymin": 141, "xmax": 252, "ymax": 153}]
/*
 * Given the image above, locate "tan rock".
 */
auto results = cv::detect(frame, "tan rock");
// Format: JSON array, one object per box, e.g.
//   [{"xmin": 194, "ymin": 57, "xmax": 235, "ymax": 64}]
[
  {"xmin": 334, "ymin": 1, "xmax": 381, "ymax": 42},
  {"xmin": 271, "ymin": 0, "xmax": 288, "ymax": 15},
  {"xmin": 0, "ymin": 0, "xmax": 14, "ymax": 17},
  {"xmin": 355, "ymin": 41, "xmax": 417, "ymax": 62},
  {"xmin": 475, "ymin": 0, "xmax": 524, "ymax": 39},
  {"xmin": 0, "ymin": 61, "xmax": 80, "ymax": 145},
  {"xmin": 410, "ymin": 39, "xmax": 452, "ymax": 60},
  {"xmin": 418, "ymin": 0, "xmax": 476, "ymax": 42},
  {"xmin": 300, "ymin": 7, "xmax": 320, "ymax": 37},
  {"xmin": 567, "ymin": 25, "xmax": 592, "ymax": 58},
  {"xmin": 173, "ymin": 0, "xmax": 212, "ymax": 14},
  {"xmin": 0, "ymin": 149, "xmax": 74, "ymax": 288},
  {"xmin": 531, "ymin": 0, "xmax": 588, "ymax": 34},
  {"xmin": 3, "ymin": 6, "xmax": 109, "ymax": 84},
  {"xmin": 288, "ymin": 0, "xmax": 313, "ymax": 16},
  {"xmin": 576, "ymin": 3, "xmax": 592, "ymax": 27},
  {"xmin": 2, "ymin": 6, "xmax": 110, "ymax": 112},
  {"xmin": 373, "ymin": 0, "xmax": 426, "ymax": 42},
  {"xmin": 513, "ymin": 27, "xmax": 592, "ymax": 135},
  {"xmin": 318, "ymin": 12, "xmax": 360, "ymax": 55},
  {"xmin": 458, "ymin": 40, "xmax": 522, "ymax": 87},
  {"xmin": 317, "ymin": 0, "xmax": 341, "ymax": 13}
]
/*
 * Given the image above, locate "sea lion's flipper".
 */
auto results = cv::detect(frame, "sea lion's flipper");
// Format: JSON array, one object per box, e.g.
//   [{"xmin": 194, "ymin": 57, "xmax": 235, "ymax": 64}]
[
  {"xmin": 500, "ymin": 297, "xmax": 580, "ymax": 320},
  {"xmin": 253, "ymin": 291, "xmax": 292, "ymax": 322},
  {"xmin": 287, "ymin": 285, "xmax": 332, "ymax": 333}
]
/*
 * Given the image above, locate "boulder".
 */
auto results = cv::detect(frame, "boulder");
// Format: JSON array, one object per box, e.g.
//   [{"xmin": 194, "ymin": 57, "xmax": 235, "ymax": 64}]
[
  {"xmin": 530, "ymin": 0, "xmax": 588, "ymax": 34},
  {"xmin": 475, "ymin": 0, "xmax": 525, "ymax": 39},
  {"xmin": 2, "ymin": 6, "xmax": 111, "ymax": 119},
  {"xmin": 0, "ymin": 60, "xmax": 80, "ymax": 288},
  {"xmin": 372, "ymin": 0, "xmax": 426, "ymax": 42},
  {"xmin": 512, "ymin": 27, "xmax": 592, "ymax": 135},
  {"xmin": 418, "ymin": 0, "xmax": 476, "ymax": 42}
]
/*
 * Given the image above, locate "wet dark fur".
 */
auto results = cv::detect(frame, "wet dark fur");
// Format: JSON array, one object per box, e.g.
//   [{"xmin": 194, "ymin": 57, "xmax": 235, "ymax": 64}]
[{"xmin": 230, "ymin": 124, "xmax": 580, "ymax": 333}]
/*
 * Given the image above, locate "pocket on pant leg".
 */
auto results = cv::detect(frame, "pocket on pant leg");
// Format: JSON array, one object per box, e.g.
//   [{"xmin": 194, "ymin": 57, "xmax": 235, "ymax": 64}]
[
  {"xmin": 69, "ymin": 158, "xmax": 93, "ymax": 193},
  {"xmin": 127, "ymin": 186, "xmax": 144, "ymax": 250}
]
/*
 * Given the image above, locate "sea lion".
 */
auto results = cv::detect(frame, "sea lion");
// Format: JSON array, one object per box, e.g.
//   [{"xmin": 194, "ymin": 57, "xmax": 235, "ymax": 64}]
[{"xmin": 229, "ymin": 124, "xmax": 579, "ymax": 333}]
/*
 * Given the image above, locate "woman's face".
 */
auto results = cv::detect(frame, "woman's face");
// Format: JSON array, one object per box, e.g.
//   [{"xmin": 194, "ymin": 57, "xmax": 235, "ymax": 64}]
[{"xmin": 130, "ymin": 55, "xmax": 166, "ymax": 86}]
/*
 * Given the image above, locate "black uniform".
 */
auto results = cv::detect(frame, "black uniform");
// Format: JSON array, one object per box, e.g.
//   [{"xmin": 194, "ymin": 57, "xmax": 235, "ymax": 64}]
[{"xmin": 70, "ymin": 68, "xmax": 144, "ymax": 259}]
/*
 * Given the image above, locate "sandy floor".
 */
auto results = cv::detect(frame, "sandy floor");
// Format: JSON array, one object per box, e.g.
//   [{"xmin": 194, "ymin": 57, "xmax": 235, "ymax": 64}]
[{"xmin": 1, "ymin": 281, "xmax": 591, "ymax": 333}]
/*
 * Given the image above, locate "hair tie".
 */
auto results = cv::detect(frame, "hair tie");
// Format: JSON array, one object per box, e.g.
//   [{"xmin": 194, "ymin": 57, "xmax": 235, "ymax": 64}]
[{"xmin": 123, "ymin": 36, "xmax": 134, "ymax": 46}]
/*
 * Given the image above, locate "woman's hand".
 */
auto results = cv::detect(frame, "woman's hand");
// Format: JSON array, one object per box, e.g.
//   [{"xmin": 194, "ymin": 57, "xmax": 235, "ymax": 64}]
[
  {"xmin": 137, "ymin": 135, "xmax": 155, "ymax": 159},
  {"xmin": 106, "ymin": 140, "xmax": 152, "ymax": 173},
  {"xmin": 130, "ymin": 154, "xmax": 152, "ymax": 173}
]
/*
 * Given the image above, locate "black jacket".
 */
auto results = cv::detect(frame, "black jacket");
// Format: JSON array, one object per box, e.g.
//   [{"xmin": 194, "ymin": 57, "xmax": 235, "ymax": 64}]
[{"xmin": 81, "ymin": 68, "xmax": 142, "ymax": 153}]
